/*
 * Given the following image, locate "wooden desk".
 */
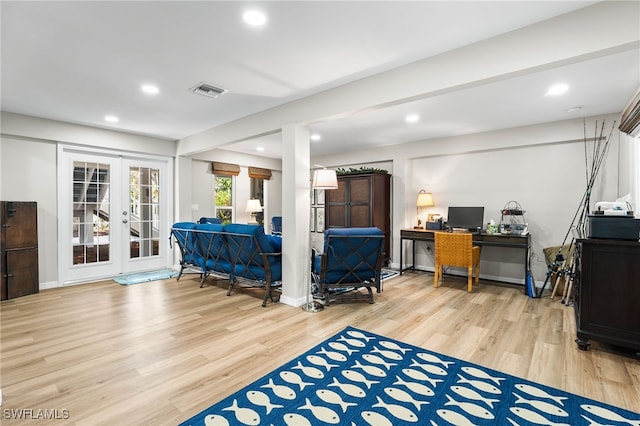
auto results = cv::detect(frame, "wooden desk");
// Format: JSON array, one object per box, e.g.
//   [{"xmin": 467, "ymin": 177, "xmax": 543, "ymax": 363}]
[{"xmin": 400, "ymin": 229, "xmax": 531, "ymax": 286}]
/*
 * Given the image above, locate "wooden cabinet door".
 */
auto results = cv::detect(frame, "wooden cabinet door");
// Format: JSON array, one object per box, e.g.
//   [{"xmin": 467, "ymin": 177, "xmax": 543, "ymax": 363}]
[
  {"xmin": 347, "ymin": 176, "xmax": 371, "ymax": 227},
  {"xmin": 5, "ymin": 248, "xmax": 39, "ymax": 299}
]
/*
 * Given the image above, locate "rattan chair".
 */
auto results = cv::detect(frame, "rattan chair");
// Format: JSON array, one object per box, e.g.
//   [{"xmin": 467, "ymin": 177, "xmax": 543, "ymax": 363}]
[{"xmin": 434, "ymin": 231, "xmax": 480, "ymax": 292}]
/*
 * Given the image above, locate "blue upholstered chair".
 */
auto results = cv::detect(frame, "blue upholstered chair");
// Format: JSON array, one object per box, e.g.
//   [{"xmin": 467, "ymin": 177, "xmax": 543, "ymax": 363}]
[
  {"xmin": 199, "ymin": 217, "xmax": 222, "ymax": 224},
  {"xmin": 271, "ymin": 216, "xmax": 282, "ymax": 234},
  {"xmin": 223, "ymin": 224, "xmax": 283, "ymax": 307},
  {"xmin": 312, "ymin": 227, "xmax": 385, "ymax": 305},
  {"xmin": 171, "ymin": 222, "xmax": 204, "ymax": 280},
  {"xmin": 194, "ymin": 223, "xmax": 233, "ymax": 287}
]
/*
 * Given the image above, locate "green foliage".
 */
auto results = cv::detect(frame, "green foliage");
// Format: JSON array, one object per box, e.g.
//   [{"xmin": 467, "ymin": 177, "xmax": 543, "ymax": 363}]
[
  {"xmin": 335, "ymin": 167, "xmax": 388, "ymax": 176},
  {"xmin": 215, "ymin": 176, "xmax": 232, "ymax": 207}
]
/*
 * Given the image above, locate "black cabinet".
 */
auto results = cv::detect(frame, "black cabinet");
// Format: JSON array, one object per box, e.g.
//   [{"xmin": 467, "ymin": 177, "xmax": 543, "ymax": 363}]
[
  {"xmin": 325, "ymin": 173, "xmax": 391, "ymax": 262},
  {"xmin": 1, "ymin": 201, "xmax": 39, "ymax": 300},
  {"xmin": 575, "ymin": 238, "xmax": 640, "ymax": 352}
]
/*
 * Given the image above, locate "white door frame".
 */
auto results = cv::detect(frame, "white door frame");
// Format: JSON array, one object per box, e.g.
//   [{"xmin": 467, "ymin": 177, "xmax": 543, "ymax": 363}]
[{"xmin": 57, "ymin": 145, "xmax": 173, "ymax": 285}]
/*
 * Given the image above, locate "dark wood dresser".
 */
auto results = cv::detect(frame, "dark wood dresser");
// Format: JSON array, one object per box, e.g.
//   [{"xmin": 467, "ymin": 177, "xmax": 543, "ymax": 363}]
[
  {"xmin": 1, "ymin": 201, "xmax": 39, "ymax": 300},
  {"xmin": 575, "ymin": 238, "xmax": 640, "ymax": 354},
  {"xmin": 325, "ymin": 172, "xmax": 391, "ymax": 262}
]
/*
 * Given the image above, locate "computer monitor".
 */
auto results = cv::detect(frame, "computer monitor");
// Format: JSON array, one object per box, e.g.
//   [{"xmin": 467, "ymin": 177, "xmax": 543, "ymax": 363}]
[{"xmin": 447, "ymin": 206, "xmax": 485, "ymax": 231}]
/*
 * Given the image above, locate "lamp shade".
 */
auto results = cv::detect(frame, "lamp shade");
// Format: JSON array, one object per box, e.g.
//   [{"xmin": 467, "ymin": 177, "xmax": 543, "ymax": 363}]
[
  {"xmin": 416, "ymin": 190, "xmax": 434, "ymax": 207},
  {"xmin": 312, "ymin": 169, "xmax": 338, "ymax": 189},
  {"xmin": 245, "ymin": 199, "xmax": 262, "ymax": 213}
]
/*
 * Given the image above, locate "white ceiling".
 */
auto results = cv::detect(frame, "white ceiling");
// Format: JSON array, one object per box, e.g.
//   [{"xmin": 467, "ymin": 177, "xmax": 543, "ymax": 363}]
[{"xmin": 2, "ymin": 1, "xmax": 639, "ymax": 159}]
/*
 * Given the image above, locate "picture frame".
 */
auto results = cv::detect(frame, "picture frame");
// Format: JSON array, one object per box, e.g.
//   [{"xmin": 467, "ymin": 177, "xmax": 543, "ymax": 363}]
[
  {"xmin": 310, "ymin": 189, "xmax": 315, "ymax": 205},
  {"xmin": 316, "ymin": 207, "xmax": 325, "ymax": 232},
  {"xmin": 316, "ymin": 189, "xmax": 325, "ymax": 205},
  {"xmin": 310, "ymin": 207, "xmax": 316, "ymax": 232}
]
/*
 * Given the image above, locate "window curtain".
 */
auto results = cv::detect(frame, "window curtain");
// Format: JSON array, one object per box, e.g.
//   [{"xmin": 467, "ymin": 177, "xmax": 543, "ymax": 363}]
[
  {"xmin": 248, "ymin": 167, "xmax": 272, "ymax": 180},
  {"xmin": 212, "ymin": 162, "xmax": 240, "ymax": 176},
  {"xmin": 619, "ymin": 89, "xmax": 640, "ymax": 137}
]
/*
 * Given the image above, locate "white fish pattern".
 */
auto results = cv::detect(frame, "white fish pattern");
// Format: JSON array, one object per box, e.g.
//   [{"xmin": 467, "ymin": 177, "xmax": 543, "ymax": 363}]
[
  {"xmin": 384, "ymin": 386, "xmax": 429, "ymax": 411},
  {"xmin": 315, "ymin": 389, "xmax": 357, "ymax": 413},
  {"xmin": 361, "ymin": 411, "xmax": 393, "ymax": 426},
  {"xmin": 279, "ymin": 371, "xmax": 313, "ymax": 391},
  {"xmin": 450, "ymin": 385, "xmax": 500, "ymax": 409},
  {"xmin": 317, "ymin": 346, "xmax": 347, "ymax": 362},
  {"xmin": 371, "ymin": 345, "xmax": 403, "ymax": 361},
  {"xmin": 444, "ymin": 394, "xmax": 494, "ymax": 420},
  {"xmin": 456, "ymin": 373, "xmax": 501, "ymax": 395},
  {"xmin": 513, "ymin": 392, "xmax": 569, "ymax": 417},
  {"xmin": 337, "ymin": 335, "xmax": 366, "ymax": 347},
  {"xmin": 352, "ymin": 359, "xmax": 386, "ymax": 377},
  {"xmin": 460, "ymin": 366, "xmax": 506, "ymax": 386},
  {"xmin": 282, "ymin": 413, "xmax": 311, "ymax": 426},
  {"xmin": 514, "ymin": 383, "xmax": 568, "ymax": 406},
  {"xmin": 204, "ymin": 414, "xmax": 229, "ymax": 426},
  {"xmin": 362, "ymin": 354, "xmax": 397, "ymax": 370},
  {"xmin": 393, "ymin": 375, "xmax": 435, "ymax": 397},
  {"xmin": 328, "ymin": 377, "xmax": 366, "ymax": 398},
  {"xmin": 328, "ymin": 341, "xmax": 357, "ymax": 355},
  {"xmin": 260, "ymin": 378, "xmax": 296, "ymax": 400},
  {"xmin": 402, "ymin": 367, "xmax": 444, "ymax": 388},
  {"xmin": 509, "ymin": 406, "xmax": 571, "ymax": 426},
  {"xmin": 581, "ymin": 404, "xmax": 640, "ymax": 425},
  {"xmin": 292, "ymin": 360, "xmax": 324, "ymax": 379},
  {"xmin": 416, "ymin": 352, "xmax": 455, "ymax": 368},
  {"xmin": 436, "ymin": 408, "xmax": 476, "ymax": 426},
  {"xmin": 298, "ymin": 397, "xmax": 341, "ymax": 424},
  {"xmin": 245, "ymin": 391, "xmax": 283, "ymax": 415},
  {"xmin": 346, "ymin": 330, "xmax": 375, "ymax": 342},
  {"xmin": 373, "ymin": 395, "xmax": 419, "ymax": 423},
  {"xmin": 221, "ymin": 399, "xmax": 260, "ymax": 426},
  {"xmin": 380, "ymin": 340, "xmax": 412, "ymax": 354},
  {"xmin": 189, "ymin": 328, "xmax": 640, "ymax": 426},
  {"xmin": 341, "ymin": 369, "xmax": 380, "ymax": 389},
  {"xmin": 306, "ymin": 354, "xmax": 338, "ymax": 371}
]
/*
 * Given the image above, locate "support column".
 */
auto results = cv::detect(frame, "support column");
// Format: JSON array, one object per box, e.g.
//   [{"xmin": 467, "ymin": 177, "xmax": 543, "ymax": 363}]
[{"xmin": 280, "ymin": 124, "xmax": 311, "ymax": 306}]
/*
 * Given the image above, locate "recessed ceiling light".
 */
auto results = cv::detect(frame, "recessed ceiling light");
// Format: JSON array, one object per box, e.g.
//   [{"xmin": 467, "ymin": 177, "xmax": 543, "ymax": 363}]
[
  {"xmin": 243, "ymin": 10, "xmax": 267, "ymax": 26},
  {"xmin": 141, "ymin": 84, "xmax": 159, "ymax": 94},
  {"xmin": 310, "ymin": 133, "xmax": 321, "ymax": 141},
  {"xmin": 256, "ymin": 146, "xmax": 265, "ymax": 152},
  {"xmin": 545, "ymin": 83, "xmax": 569, "ymax": 96},
  {"xmin": 405, "ymin": 114, "xmax": 419, "ymax": 123},
  {"xmin": 104, "ymin": 115, "xmax": 119, "ymax": 123}
]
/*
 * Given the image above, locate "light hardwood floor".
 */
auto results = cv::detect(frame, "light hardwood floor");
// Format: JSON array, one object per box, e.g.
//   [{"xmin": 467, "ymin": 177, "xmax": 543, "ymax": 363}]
[{"xmin": 1, "ymin": 272, "xmax": 638, "ymax": 425}]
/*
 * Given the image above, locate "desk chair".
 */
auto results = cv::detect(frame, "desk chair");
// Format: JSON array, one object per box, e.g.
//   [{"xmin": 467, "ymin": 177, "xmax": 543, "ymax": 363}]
[{"xmin": 434, "ymin": 232, "xmax": 480, "ymax": 292}]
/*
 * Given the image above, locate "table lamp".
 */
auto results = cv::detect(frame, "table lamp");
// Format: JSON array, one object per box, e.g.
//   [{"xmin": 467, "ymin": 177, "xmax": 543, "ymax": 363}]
[
  {"xmin": 246, "ymin": 199, "xmax": 262, "ymax": 224},
  {"xmin": 415, "ymin": 190, "xmax": 434, "ymax": 229}
]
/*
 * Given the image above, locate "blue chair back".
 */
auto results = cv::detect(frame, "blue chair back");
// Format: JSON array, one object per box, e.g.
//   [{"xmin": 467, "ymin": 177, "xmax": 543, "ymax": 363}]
[
  {"xmin": 195, "ymin": 223, "xmax": 233, "ymax": 275},
  {"xmin": 224, "ymin": 224, "xmax": 282, "ymax": 282},
  {"xmin": 271, "ymin": 216, "xmax": 282, "ymax": 234},
  {"xmin": 199, "ymin": 217, "xmax": 222, "ymax": 224},
  {"xmin": 318, "ymin": 227, "xmax": 384, "ymax": 285}
]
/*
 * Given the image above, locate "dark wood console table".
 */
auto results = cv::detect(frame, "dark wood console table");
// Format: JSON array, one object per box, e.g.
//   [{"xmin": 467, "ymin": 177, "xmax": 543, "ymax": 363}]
[
  {"xmin": 574, "ymin": 238, "xmax": 640, "ymax": 353},
  {"xmin": 400, "ymin": 228, "xmax": 531, "ymax": 286}
]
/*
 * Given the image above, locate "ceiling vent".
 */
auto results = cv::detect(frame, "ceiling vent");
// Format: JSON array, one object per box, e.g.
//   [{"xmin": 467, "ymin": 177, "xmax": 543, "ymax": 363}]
[{"xmin": 190, "ymin": 83, "xmax": 227, "ymax": 98}]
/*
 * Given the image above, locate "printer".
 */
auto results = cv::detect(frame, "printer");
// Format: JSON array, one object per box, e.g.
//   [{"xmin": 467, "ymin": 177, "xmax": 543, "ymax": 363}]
[{"xmin": 589, "ymin": 200, "xmax": 639, "ymax": 240}]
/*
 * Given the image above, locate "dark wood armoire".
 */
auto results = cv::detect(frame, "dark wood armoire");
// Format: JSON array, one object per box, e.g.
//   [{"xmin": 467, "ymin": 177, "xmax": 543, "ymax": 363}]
[
  {"xmin": 325, "ymin": 172, "xmax": 391, "ymax": 262},
  {"xmin": 1, "ymin": 201, "xmax": 39, "ymax": 300}
]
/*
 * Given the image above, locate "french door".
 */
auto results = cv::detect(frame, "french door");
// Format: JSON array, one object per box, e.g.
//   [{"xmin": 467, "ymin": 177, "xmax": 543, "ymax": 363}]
[{"xmin": 58, "ymin": 147, "xmax": 172, "ymax": 284}]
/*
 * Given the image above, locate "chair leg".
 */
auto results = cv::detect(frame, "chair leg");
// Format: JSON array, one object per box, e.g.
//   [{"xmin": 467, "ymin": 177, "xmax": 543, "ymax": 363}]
[
  {"xmin": 366, "ymin": 286, "xmax": 374, "ymax": 304},
  {"xmin": 475, "ymin": 264, "xmax": 480, "ymax": 284},
  {"xmin": 434, "ymin": 263, "xmax": 440, "ymax": 288},
  {"xmin": 467, "ymin": 266, "xmax": 473, "ymax": 292}
]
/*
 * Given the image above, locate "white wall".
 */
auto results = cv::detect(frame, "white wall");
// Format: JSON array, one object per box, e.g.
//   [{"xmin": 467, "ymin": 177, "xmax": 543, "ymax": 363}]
[
  {"xmin": 190, "ymin": 149, "xmax": 283, "ymax": 229},
  {"xmin": 1, "ymin": 113, "xmax": 177, "ymax": 288},
  {"xmin": 314, "ymin": 114, "xmax": 628, "ymax": 286}
]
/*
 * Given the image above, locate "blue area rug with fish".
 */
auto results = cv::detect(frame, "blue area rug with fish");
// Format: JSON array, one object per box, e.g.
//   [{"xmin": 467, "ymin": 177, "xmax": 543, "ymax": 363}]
[{"xmin": 179, "ymin": 326, "xmax": 640, "ymax": 426}]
